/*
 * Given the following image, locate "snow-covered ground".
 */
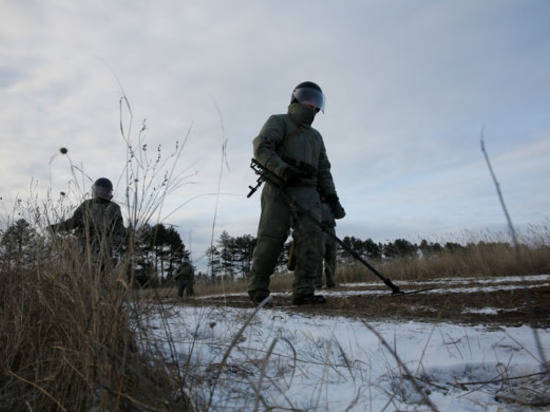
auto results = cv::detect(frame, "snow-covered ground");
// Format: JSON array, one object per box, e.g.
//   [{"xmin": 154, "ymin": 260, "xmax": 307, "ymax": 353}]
[
  {"xmin": 196, "ymin": 274, "xmax": 550, "ymax": 300},
  {"xmin": 142, "ymin": 303, "xmax": 550, "ymax": 411},
  {"xmin": 344, "ymin": 274, "xmax": 550, "ymax": 288}
]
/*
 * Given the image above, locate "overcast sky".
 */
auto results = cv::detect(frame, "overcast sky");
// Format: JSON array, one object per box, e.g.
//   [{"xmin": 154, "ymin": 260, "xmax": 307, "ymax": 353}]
[{"xmin": 1, "ymin": 0, "xmax": 549, "ymax": 267}]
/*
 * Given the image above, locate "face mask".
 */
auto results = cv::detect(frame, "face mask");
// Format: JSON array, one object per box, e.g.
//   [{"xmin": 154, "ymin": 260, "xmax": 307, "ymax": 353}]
[{"xmin": 288, "ymin": 103, "xmax": 316, "ymax": 127}]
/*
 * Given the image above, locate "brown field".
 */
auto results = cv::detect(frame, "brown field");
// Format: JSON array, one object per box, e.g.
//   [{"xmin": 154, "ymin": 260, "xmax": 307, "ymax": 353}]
[
  {"xmin": 175, "ymin": 274, "xmax": 550, "ymax": 328},
  {"xmin": 0, "ymin": 256, "xmax": 190, "ymax": 411}
]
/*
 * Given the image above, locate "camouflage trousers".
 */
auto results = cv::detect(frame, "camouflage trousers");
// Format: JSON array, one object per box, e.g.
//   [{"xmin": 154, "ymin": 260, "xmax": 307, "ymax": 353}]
[
  {"xmin": 315, "ymin": 226, "xmax": 337, "ymax": 288},
  {"xmin": 78, "ymin": 239, "xmax": 117, "ymax": 274},
  {"xmin": 177, "ymin": 280, "xmax": 194, "ymax": 297},
  {"xmin": 248, "ymin": 185, "xmax": 323, "ymax": 299}
]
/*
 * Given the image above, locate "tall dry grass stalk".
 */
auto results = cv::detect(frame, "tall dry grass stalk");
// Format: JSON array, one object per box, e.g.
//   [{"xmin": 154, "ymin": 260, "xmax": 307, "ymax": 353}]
[
  {"xmin": 0, "ymin": 242, "xmax": 190, "ymax": 410},
  {"xmin": 0, "ymin": 94, "xmax": 198, "ymax": 410},
  {"xmin": 481, "ymin": 133, "xmax": 548, "ymax": 372}
]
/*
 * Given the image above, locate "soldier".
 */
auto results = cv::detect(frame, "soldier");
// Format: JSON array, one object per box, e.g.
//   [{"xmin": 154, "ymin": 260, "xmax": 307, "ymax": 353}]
[
  {"xmin": 50, "ymin": 177, "xmax": 126, "ymax": 263},
  {"xmin": 175, "ymin": 258, "xmax": 195, "ymax": 297},
  {"xmin": 315, "ymin": 197, "xmax": 337, "ymax": 289},
  {"xmin": 248, "ymin": 81, "xmax": 345, "ymax": 305}
]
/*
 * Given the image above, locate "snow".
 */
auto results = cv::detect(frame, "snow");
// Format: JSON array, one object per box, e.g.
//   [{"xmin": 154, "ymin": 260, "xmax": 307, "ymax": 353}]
[
  {"xmin": 462, "ymin": 307, "xmax": 500, "ymax": 315},
  {"xmin": 198, "ymin": 283, "xmax": 550, "ymax": 300},
  {"xmin": 345, "ymin": 273, "xmax": 550, "ymax": 288},
  {"xmin": 141, "ymin": 304, "xmax": 550, "ymax": 411},
  {"xmin": 321, "ymin": 282, "xmax": 550, "ymax": 297},
  {"xmin": 196, "ymin": 292, "xmax": 249, "ymax": 300}
]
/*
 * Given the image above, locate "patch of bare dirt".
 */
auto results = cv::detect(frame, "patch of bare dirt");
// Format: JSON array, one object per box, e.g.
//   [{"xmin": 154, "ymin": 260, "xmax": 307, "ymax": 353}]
[
  {"xmin": 315, "ymin": 286, "xmax": 550, "ymax": 327},
  {"xmin": 180, "ymin": 279, "xmax": 550, "ymax": 328}
]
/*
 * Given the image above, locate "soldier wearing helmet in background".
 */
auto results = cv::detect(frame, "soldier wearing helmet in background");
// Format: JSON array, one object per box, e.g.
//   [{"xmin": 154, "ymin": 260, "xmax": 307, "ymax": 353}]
[
  {"xmin": 175, "ymin": 257, "xmax": 195, "ymax": 298},
  {"xmin": 248, "ymin": 81, "xmax": 345, "ymax": 305},
  {"xmin": 50, "ymin": 177, "xmax": 127, "ymax": 261}
]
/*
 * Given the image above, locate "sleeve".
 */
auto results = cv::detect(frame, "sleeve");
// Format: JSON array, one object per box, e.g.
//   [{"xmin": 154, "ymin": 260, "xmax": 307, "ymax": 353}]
[
  {"xmin": 112, "ymin": 205, "xmax": 127, "ymax": 244},
  {"xmin": 322, "ymin": 202, "xmax": 336, "ymax": 227},
  {"xmin": 317, "ymin": 138, "xmax": 337, "ymax": 197},
  {"xmin": 54, "ymin": 202, "xmax": 85, "ymax": 232},
  {"xmin": 252, "ymin": 115, "xmax": 290, "ymax": 177}
]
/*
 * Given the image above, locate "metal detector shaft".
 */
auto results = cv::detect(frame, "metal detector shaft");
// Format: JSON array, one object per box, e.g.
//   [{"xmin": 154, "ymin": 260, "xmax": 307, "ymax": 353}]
[
  {"xmin": 323, "ymin": 232, "xmax": 401, "ymax": 294},
  {"xmin": 248, "ymin": 158, "xmax": 402, "ymax": 294}
]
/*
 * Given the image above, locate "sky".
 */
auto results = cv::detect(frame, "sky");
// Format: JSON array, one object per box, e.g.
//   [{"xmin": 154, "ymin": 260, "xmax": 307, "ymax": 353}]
[{"xmin": 1, "ymin": 0, "xmax": 550, "ymax": 267}]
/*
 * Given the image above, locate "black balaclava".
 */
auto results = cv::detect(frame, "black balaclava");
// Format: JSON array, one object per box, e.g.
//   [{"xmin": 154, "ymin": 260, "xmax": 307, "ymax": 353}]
[{"xmin": 288, "ymin": 102, "xmax": 316, "ymax": 127}]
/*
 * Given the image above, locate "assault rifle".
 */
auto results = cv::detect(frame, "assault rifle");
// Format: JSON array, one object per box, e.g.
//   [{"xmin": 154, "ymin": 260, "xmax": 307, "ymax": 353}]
[{"xmin": 247, "ymin": 158, "xmax": 434, "ymax": 296}]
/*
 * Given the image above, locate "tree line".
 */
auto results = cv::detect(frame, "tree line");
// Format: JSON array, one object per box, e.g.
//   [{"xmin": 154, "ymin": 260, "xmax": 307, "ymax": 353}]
[
  {"xmin": 0, "ymin": 219, "xmax": 190, "ymax": 287},
  {"xmin": 1, "ymin": 219, "xmax": 514, "ymax": 284},
  {"xmin": 204, "ymin": 231, "xmax": 513, "ymax": 279}
]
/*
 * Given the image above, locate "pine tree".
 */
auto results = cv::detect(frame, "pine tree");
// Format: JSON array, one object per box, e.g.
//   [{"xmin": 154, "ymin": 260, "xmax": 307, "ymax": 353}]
[
  {"xmin": 206, "ymin": 245, "xmax": 221, "ymax": 278},
  {"xmin": 233, "ymin": 234, "xmax": 256, "ymax": 278},
  {"xmin": 0, "ymin": 219, "xmax": 39, "ymax": 268},
  {"xmin": 216, "ymin": 231, "xmax": 235, "ymax": 279}
]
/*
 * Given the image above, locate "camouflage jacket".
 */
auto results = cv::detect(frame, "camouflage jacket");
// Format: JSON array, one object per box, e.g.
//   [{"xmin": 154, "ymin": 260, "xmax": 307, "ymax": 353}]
[
  {"xmin": 53, "ymin": 198, "xmax": 126, "ymax": 252},
  {"xmin": 320, "ymin": 202, "xmax": 336, "ymax": 229},
  {"xmin": 252, "ymin": 110, "xmax": 337, "ymax": 197}
]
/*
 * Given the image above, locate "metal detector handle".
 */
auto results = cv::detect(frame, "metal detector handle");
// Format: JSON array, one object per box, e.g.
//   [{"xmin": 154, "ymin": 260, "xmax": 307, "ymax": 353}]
[{"xmin": 247, "ymin": 157, "xmax": 402, "ymax": 294}]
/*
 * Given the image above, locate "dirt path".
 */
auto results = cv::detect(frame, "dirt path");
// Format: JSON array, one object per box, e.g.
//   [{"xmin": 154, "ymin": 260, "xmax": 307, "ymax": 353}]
[{"xmin": 178, "ymin": 275, "xmax": 550, "ymax": 328}]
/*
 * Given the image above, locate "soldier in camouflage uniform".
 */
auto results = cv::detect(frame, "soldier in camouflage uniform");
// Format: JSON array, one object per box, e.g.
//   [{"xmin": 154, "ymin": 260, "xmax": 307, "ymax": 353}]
[
  {"xmin": 50, "ymin": 178, "xmax": 126, "ymax": 264},
  {"xmin": 248, "ymin": 81, "xmax": 345, "ymax": 305},
  {"xmin": 315, "ymin": 198, "xmax": 337, "ymax": 289},
  {"xmin": 175, "ymin": 259, "xmax": 195, "ymax": 297}
]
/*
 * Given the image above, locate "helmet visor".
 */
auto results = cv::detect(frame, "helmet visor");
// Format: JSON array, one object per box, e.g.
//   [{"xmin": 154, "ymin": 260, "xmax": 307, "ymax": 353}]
[{"xmin": 292, "ymin": 87, "xmax": 325, "ymax": 113}]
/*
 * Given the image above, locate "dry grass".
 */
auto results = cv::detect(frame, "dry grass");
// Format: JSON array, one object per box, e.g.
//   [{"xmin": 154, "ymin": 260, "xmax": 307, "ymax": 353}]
[
  {"xmin": 0, "ymin": 242, "xmax": 191, "ymax": 411},
  {"xmin": 337, "ymin": 242, "xmax": 550, "ymax": 284},
  {"xmin": 0, "ymin": 95, "xmax": 202, "ymax": 410}
]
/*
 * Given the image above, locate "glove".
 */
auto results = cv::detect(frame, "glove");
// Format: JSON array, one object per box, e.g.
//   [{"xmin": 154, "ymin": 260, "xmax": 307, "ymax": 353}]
[
  {"xmin": 326, "ymin": 194, "xmax": 346, "ymax": 219},
  {"xmin": 283, "ymin": 166, "xmax": 305, "ymax": 185}
]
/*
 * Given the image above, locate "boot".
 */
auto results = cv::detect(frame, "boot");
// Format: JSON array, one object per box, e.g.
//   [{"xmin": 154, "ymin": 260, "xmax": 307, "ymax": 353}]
[
  {"xmin": 292, "ymin": 294, "xmax": 326, "ymax": 305},
  {"xmin": 248, "ymin": 291, "xmax": 270, "ymax": 305}
]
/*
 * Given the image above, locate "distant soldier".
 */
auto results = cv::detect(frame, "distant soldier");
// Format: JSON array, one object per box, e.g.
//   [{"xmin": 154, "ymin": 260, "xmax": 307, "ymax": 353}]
[
  {"xmin": 176, "ymin": 258, "xmax": 195, "ymax": 297},
  {"xmin": 50, "ymin": 177, "xmax": 126, "ymax": 262},
  {"xmin": 315, "ymin": 198, "xmax": 337, "ymax": 289}
]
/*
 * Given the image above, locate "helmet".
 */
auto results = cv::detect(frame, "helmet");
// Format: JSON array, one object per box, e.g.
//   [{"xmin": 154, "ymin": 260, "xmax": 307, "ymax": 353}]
[
  {"xmin": 291, "ymin": 81, "xmax": 325, "ymax": 113},
  {"xmin": 92, "ymin": 177, "xmax": 113, "ymax": 200}
]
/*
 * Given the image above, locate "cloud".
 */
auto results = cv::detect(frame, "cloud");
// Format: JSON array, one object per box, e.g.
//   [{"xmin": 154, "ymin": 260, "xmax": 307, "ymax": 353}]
[{"xmin": 1, "ymin": 0, "xmax": 549, "ymax": 269}]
